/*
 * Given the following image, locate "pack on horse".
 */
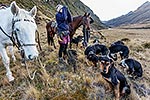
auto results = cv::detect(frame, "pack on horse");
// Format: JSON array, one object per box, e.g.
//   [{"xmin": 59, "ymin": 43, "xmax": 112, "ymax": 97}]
[
  {"xmin": 0, "ymin": 1, "xmax": 38, "ymax": 82},
  {"xmin": 46, "ymin": 12, "xmax": 92, "ymax": 48}
]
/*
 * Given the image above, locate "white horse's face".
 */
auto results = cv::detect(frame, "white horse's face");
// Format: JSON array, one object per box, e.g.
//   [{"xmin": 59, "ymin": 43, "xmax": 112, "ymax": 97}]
[{"xmin": 11, "ymin": 1, "xmax": 38, "ymax": 60}]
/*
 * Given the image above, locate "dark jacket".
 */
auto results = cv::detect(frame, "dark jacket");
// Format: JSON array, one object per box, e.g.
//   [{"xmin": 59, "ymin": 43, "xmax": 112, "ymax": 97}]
[{"xmin": 56, "ymin": 6, "xmax": 72, "ymax": 32}]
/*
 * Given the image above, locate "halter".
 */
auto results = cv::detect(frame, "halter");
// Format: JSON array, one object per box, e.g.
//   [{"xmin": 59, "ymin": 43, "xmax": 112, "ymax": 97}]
[{"xmin": 0, "ymin": 17, "xmax": 37, "ymax": 59}]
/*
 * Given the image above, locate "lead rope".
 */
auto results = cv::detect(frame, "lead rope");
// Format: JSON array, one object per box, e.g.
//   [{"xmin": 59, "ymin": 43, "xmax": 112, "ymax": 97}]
[
  {"xmin": 0, "ymin": 26, "xmax": 20, "ymax": 49},
  {"xmin": 0, "ymin": 17, "xmax": 39, "ymax": 80},
  {"xmin": 36, "ymin": 30, "xmax": 42, "ymax": 51},
  {"xmin": 21, "ymin": 49, "xmax": 38, "ymax": 80},
  {"xmin": 24, "ymin": 61, "xmax": 37, "ymax": 80}
]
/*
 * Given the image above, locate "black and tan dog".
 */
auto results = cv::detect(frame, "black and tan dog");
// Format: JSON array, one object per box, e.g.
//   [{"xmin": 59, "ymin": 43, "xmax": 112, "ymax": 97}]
[
  {"xmin": 86, "ymin": 51, "xmax": 99, "ymax": 67},
  {"xmin": 99, "ymin": 56, "xmax": 131, "ymax": 99},
  {"xmin": 67, "ymin": 49, "xmax": 78, "ymax": 72},
  {"xmin": 72, "ymin": 35, "xmax": 83, "ymax": 48},
  {"xmin": 109, "ymin": 44, "xmax": 129, "ymax": 61},
  {"xmin": 111, "ymin": 40, "xmax": 124, "ymax": 46},
  {"xmin": 84, "ymin": 43, "xmax": 108, "ymax": 56},
  {"xmin": 84, "ymin": 43, "xmax": 108, "ymax": 67},
  {"xmin": 119, "ymin": 58, "xmax": 143, "ymax": 79}
]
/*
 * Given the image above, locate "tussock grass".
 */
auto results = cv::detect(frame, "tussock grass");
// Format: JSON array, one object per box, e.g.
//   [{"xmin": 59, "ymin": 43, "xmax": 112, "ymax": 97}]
[
  {"xmin": 130, "ymin": 45, "xmax": 145, "ymax": 52},
  {"xmin": 142, "ymin": 42, "xmax": 150, "ymax": 49},
  {"xmin": 121, "ymin": 38, "xmax": 130, "ymax": 42},
  {"xmin": 0, "ymin": 1, "xmax": 150, "ymax": 99},
  {"xmin": 24, "ymin": 85, "xmax": 41, "ymax": 100}
]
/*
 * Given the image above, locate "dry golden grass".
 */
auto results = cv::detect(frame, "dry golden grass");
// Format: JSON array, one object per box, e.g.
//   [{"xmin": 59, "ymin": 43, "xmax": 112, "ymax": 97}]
[{"xmin": 0, "ymin": 13, "xmax": 150, "ymax": 100}]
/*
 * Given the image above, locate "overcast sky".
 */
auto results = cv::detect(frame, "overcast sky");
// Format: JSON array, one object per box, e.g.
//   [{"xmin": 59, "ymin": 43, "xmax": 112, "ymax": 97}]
[{"xmin": 80, "ymin": 0, "xmax": 150, "ymax": 21}]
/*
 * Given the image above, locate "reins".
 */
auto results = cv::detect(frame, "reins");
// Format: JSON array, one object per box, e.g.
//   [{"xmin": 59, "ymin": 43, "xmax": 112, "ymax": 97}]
[{"xmin": 0, "ymin": 26, "xmax": 20, "ymax": 48}]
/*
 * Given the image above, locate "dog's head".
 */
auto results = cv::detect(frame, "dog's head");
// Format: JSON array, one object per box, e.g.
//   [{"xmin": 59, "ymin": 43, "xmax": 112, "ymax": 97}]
[
  {"xmin": 119, "ymin": 59, "xmax": 129, "ymax": 69},
  {"xmin": 87, "ymin": 51, "xmax": 99, "ymax": 63},
  {"xmin": 99, "ymin": 56, "xmax": 113, "ymax": 74},
  {"xmin": 77, "ymin": 35, "xmax": 84, "ymax": 41},
  {"xmin": 122, "ymin": 85, "xmax": 131, "ymax": 95},
  {"xmin": 119, "ymin": 59, "xmax": 126, "ymax": 68},
  {"xmin": 108, "ymin": 53, "xmax": 117, "ymax": 61}
]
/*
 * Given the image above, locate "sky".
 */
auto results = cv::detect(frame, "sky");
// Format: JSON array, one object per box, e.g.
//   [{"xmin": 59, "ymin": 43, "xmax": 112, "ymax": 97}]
[{"xmin": 80, "ymin": 0, "xmax": 150, "ymax": 21}]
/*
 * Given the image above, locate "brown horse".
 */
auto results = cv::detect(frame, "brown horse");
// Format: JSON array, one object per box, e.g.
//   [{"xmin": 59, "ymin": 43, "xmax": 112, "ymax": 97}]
[
  {"xmin": 46, "ymin": 20, "xmax": 57, "ymax": 49},
  {"xmin": 46, "ymin": 12, "xmax": 92, "ymax": 48}
]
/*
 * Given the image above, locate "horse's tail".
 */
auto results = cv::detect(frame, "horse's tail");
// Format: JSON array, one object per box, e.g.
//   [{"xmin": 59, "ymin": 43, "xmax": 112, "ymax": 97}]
[{"xmin": 46, "ymin": 23, "xmax": 51, "ymax": 45}]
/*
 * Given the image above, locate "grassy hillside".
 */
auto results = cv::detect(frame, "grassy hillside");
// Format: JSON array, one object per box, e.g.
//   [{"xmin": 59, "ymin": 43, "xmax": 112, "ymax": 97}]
[
  {"xmin": 0, "ymin": 0, "xmax": 105, "ymax": 29},
  {"xmin": 0, "ymin": 0, "xmax": 150, "ymax": 100}
]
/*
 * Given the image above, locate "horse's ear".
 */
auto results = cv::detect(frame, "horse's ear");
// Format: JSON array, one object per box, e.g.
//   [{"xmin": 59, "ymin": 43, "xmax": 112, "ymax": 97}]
[
  {"xmin": 87, "ymin": 13, "xmax": 90, "ymax": 17},
  {"xmin": 10, "ymin": 1, "xmax": 19, "ymax": 15},
  {"xmin": 84, "ymin": 12, "xmax": 87, "ymax": 16},
  {"xmin": 29, "ymin": 6, "xmax": 37, "ymax": 18}
]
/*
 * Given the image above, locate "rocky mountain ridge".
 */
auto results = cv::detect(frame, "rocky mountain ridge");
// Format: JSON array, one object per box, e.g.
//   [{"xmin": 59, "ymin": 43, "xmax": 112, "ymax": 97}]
[
  {"xmin": 1, "ymin": 0, "xmax": 105, "ymax": 29},
  {"xmin": 105, "ymin": 1, "xmax": 150, "ymax": 28}
]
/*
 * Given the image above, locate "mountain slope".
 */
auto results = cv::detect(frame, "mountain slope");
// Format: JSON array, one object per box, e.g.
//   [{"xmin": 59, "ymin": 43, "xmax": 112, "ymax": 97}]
[
  {"xmin": 105, "ymin": 1, "xmax": 150, "ymax": 27},
  {"xmin": 1, "ymin": 0, "xmax": 105, "ymax": 29},
  {"xmin": 0, "ymin": 1, "xmax": 150, "ymax": 100}
]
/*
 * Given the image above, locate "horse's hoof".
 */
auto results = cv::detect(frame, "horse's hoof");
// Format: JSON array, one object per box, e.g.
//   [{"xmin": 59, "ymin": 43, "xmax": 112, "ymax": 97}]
[
  {"xmin": 10, "ymin": 80, "xmax": 15, "ymax": 85},
  {"xmin": 8, "ymin": 76, "xmax": 15, "ymax": 82}
]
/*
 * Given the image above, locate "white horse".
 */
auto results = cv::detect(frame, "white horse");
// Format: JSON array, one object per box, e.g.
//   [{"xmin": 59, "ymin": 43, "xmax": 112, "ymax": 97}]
[{"xmin": 0, "ymin": 1, "xmax": 39, "ymax": 82}]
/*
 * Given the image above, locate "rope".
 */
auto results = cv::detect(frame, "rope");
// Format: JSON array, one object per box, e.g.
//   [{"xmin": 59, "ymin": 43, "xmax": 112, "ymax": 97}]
[
  {"xmin": 23, "ymin": 57, "xmax": 44, "ymax": 80},
  {"xmin": 24, "ymin": 61, "xmax": 37, "ymax": 80},
  {"xmin": 36, "ymin": 30, "xmax": 42, "ymax": 51}
]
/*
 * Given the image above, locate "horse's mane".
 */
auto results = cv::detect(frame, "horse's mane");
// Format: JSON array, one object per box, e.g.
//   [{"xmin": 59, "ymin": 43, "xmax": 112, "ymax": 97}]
[{"xmin": 73, "ymin": 15, "xmax": 82, "ymax": 21}]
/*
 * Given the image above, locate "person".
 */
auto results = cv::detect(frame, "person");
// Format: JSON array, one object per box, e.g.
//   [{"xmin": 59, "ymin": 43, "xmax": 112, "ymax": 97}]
[{"xmin": 55, "ymin": 4, "xmax": 72, "ymax": 63}]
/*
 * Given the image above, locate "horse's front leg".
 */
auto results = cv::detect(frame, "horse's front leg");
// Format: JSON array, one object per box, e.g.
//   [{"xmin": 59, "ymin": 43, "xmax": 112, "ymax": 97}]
[
  {"xmin": 51, "ymin": 37, "xmax": 56, "ymax": 49},
  {"xmin": 0, "ymin": 47, "xmax": 14, "ymax": 82},
  {"xmin": 8, "ymin": 46, "xmax": 16, "ymax": 62},
  {"xmin": 69, "ymin": 35, "xmax": 73, "ymax": 49},
  {"xmin": 53, "ymin": 41, "xmax": 56, "ymax": 49}
]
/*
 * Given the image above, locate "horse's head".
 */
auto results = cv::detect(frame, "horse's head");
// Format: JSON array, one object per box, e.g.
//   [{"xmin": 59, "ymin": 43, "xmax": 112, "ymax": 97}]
[
  {"xmin": 82, "ymin": 12, "xmax": 91, "ymax": 30},
  {"xmin": 81, "ymin": 13, "xmax": 91, "ymax": 47},
  {"xmin": 10, "ymin": 1, "xmax": 38, "ymax": 60}
]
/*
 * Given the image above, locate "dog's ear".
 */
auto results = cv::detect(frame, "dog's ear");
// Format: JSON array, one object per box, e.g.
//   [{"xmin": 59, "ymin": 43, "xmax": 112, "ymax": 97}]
[
  {"xmin": 95, "ymin": 55, "xmax": 99, "ymax": 62},
  {"xmin": 99, "ymin": 56, "xmax": 102, "ymax": 62},
  {"xmin": 110, "ymin": 58, "xmax": 113, "ymax": 63}
]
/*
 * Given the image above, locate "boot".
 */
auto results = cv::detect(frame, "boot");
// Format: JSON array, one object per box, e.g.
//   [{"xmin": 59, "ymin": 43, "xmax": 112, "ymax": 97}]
[{"xmin": 59, "ymin": 57, "xmax": 64, "ymax": 64}]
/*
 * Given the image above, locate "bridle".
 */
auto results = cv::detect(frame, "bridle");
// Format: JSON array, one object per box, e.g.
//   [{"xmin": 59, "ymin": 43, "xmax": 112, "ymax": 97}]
[
  {"xmin": 76, "ymin": 16, "xmax": 90, "ymax": 29},
  {"xmin": 0, "ymin": 17, "xmax": 37, "ymax": 59},
  {"xmin": 0, "ymin": 17, "xmax": 38, "ymax": 80},
  {"xmin": 12, "ymin": 18, "xmax": 37, "ymax": 47}
]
